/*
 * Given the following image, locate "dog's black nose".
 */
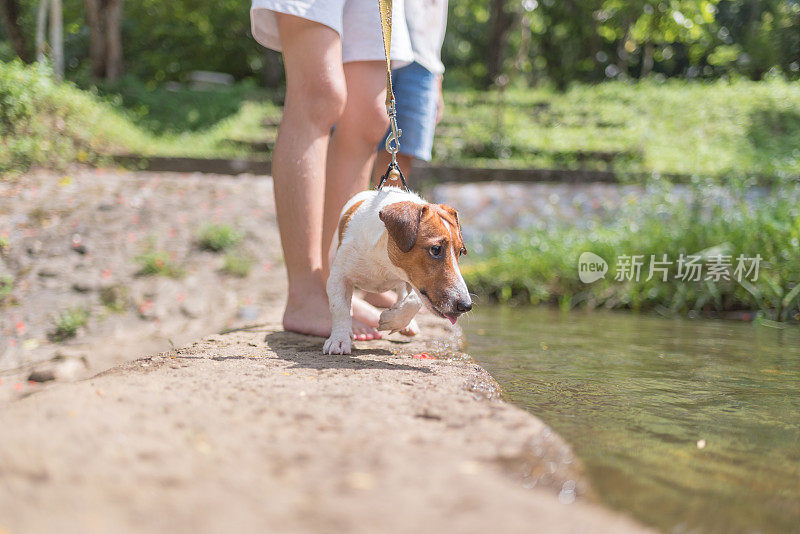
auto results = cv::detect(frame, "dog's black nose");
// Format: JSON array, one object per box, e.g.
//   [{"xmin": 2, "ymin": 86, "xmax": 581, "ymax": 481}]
[{"xmin": 456, "ymin": 299, "xmax": 472, "ymax": 313}]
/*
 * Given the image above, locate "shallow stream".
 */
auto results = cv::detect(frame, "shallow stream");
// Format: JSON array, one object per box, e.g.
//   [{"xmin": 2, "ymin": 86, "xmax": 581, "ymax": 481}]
[{"xmin": 464, "ymin": 306, "xmax": 800, "ymax": 533}]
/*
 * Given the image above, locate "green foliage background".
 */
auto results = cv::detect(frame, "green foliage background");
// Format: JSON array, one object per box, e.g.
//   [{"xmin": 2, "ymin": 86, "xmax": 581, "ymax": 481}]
[{"xmin": 1, "ymin": 0, "xmax": 798, "ymax": 88}]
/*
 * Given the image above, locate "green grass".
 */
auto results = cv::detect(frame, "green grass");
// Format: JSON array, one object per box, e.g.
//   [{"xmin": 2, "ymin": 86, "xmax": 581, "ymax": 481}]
[
  {"xmin": 134, "ymin": 249, "xmax": 184, "ymax": 278},
  {"xmin": 463, "ymin": 181, "xmax": 800, "ymax": 321},
  {"xmin": 0, "ymin": 61, "xmax": 275, "ymax": 174},
  {"xmin": 198, "ymin": 223, "xmax": 243, "ymax": 252},
  {"xmin": 221, "ymin": 252, "xmax": 253, "ymax": 278},
  {"xmin": 90, "ymin": 76, "xmax": 277, "ymax": 134},
  {"xmin": 435, "ymin": 79, "xmax": 800, "ymax": 179},
  {"xmin": 49, "ymin": 308, "xmax": 89, "ymax": 341},
  {"xmin": 4, "ymin": 59, "xmax": 799, "ymax": 181},
  {"xmin": 0, "ymin": 274, "xmax": 13, "ymax": 302},
  {"xmin": 99, "ymin": 284, "xmax": 129, "ymax": 312}
]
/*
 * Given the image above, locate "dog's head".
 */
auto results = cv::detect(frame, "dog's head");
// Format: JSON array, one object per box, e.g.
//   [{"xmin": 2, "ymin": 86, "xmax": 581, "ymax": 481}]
[{"xmin": 379, "ymin": 201, "xmax": 472, "ymax": 324}]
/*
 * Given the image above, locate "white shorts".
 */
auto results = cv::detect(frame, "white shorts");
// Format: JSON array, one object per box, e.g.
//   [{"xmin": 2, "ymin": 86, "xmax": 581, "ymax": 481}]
[{"xmin": 251, "ymin": 0, "xmax": 414, "ymax": 65}]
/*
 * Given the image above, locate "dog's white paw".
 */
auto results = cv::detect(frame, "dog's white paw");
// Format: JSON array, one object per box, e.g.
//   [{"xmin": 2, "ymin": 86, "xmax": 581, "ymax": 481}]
[
  {"xmin": 323, "ymin": 332, "xmax": 352, "ymax": 355},
  {"xmin": 399, "ymin": 318, "xmax": 420, "ymax": 337},
  {"xmin": 378, "ymin": 307, "xmax": 414, "ymax": 334}
]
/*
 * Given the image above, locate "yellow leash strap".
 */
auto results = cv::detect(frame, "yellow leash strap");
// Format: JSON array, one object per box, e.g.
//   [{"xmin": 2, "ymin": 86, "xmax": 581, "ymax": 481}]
[
  {"xmin": 376, "ymin": 0, "xmax": 408, "ymax": 191},
  {"xmin": 378, "ymin": 0, "xmax": 394, "ymax": 108}
]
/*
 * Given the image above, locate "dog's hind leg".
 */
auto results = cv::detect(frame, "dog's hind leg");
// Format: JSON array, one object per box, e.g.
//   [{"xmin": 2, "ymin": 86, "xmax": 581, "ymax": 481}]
[{"xmin": 378, "ymin": 283, "xmax": 422, "ymax": 335}]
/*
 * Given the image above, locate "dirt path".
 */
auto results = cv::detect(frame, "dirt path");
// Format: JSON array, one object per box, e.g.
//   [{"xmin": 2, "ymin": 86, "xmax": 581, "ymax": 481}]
[
  {"xmin": 0, "ymin": 315, "xmax": 651, "ymax": 533},
  {"xmin": 0, "ymin": 168, "xmax": 650, "ymax": 533},
  {"xmin": 1, "ymin": 168, "xmax": 285, "ymax": 400}
]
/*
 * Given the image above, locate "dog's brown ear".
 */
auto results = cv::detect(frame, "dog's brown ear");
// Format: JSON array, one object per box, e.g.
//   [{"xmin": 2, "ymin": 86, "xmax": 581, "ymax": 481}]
[
  {"xmin": 380, "ymin": 201, "xmax": 425, "ymax": 253},
  {"xmin": 439, "ymin": 204, "xmax": 467, "ymax": 255}
]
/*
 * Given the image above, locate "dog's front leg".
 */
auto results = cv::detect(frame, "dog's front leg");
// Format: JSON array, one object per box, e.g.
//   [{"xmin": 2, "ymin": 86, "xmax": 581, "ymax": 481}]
[
  {"xmin": 323, "ymin": 267, "xmax": 353, "ymax": 355},
  {"xmin": 378, "ymin": 283, "xmax": 422, "ymax": 335}
]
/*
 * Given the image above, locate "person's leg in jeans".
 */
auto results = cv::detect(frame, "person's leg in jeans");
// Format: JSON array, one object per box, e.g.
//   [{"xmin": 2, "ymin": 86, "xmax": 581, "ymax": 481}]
[{"xmin": 273, "ymin": 14, "xmax": 379, "ymax": 339}]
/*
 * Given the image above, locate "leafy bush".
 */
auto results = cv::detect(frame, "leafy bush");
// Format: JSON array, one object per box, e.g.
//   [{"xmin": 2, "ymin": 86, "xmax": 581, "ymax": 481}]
[
  {"xmin": 49, "ymin": 308, "xmax": 89, "ymax": 341},
  {"xmin": 463, "ymin": 182, "xmax": 800, "ymax": 321},
  {"xmin": 198, "ymin": 223, "xmax": 243, "ymax": 252},
  {"xmin": 0, "ymin": 60, "xmax": 272, "ymax": 174},
  {"xmin": 0, "ymin": 61, "xmax": 120, "ymax": 173}
]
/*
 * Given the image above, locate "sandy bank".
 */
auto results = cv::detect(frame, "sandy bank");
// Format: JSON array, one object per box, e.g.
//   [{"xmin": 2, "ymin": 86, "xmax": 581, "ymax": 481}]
[{"xmin": 0, "ymin": 306, "xmax": 649, "ymax": 534}]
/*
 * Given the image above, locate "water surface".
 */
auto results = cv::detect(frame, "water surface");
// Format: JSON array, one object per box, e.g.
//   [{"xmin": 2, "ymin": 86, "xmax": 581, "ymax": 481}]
[{"xmin": 464, "ymin": 306, "xmax": 800, "ymax": 533}]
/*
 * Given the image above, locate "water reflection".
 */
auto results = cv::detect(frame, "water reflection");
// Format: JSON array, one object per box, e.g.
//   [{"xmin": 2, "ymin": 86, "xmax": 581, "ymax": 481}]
[{"xmin": 464, "ymin": 306, "xmax": 800, "ymax": 534}]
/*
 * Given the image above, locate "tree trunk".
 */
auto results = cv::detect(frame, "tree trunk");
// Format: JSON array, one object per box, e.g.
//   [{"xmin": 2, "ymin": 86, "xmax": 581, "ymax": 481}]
[
  {"xmin": 48, "ymin": 0, "xmax": 63, "ymax": 79},
  {"xmin": 104, "ymin": 0, "xmax": 123, "ymax": 80},
  {"xmin": 616, "ymin": 23, "xmax": 631, "ymax": 79},
  {"xmin": 485, "ymin": 0, "xmax": 514, "ymax": 87},
  {"xmin": 261, "ymin": 48, "xmax": 284, "ymax": 88},
  {"xmin": 84, "ymin": 0, "xmax": 124, "ymax": 80},
  {"xmin": 0, "ymin": 0, "xmax": 30, "ymax": 62},
  {"xmin": 84, "ymin": 0, "xmax": 106, "ymax": 78},
  {"xmin": 36, "ymin": 0, "xmax": 47, "ymax": 62},
  {"xmin": 642, "ymin": 42, "xmax": 654, "ymax": 76}
]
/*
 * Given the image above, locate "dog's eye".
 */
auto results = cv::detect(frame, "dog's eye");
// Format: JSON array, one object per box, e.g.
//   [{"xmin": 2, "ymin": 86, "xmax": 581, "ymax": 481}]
[{"xmin": 429, "ymin": 245, "xmax": 443, "ymax": 258}]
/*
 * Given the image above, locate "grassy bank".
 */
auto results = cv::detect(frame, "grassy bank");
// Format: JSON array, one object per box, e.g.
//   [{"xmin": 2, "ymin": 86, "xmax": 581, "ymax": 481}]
[
  {"xmin": 439, "ymin": 80, "xmax": 800, "ymax": 180},
  {"xmin": 0, "ymin": 61, "xmax": 274, "ymax": 174},
  {"xmin": 3, "ymin": 60, "xmax": 800, "ymax": 180},
  {"xmin": 462, "ymin": 182, "xmax": 800, "ymax": 321}
]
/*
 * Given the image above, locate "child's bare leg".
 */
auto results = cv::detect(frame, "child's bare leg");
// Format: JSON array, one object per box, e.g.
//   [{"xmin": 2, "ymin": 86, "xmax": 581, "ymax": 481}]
[
  {"xmin": 322, "ymin": 60, "xmax": 392, "ymax": 334},
  {"xmin": 272, "ymin": 14, "xmax": 346, "ymax": 337}
]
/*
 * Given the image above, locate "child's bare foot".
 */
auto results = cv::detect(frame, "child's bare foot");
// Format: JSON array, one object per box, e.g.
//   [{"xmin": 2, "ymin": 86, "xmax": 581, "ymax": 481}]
[
  {"xmin": 351, "ymin": 297, "xmax": 379, "ymax": 326},
  {"xmin": 399, "ymin": 319, "xmax": 420, "ymax": 337},
  {"xmin": 361, "ymin": 290, "xmax": 398, "ymax": 309},
  {"xmin": 283, "ymin": 286, "xmax": 332, "ymax": 337},
  {"xmin": 352, "ymin": 318, "xmax": 380, "ymax": 341},
  {"xmin": 283, "ymin": 284, "xmax": 381, "ymax": 340}
]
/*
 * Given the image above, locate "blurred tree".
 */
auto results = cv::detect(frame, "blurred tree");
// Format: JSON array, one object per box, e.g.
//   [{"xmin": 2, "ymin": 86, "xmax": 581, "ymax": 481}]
[
  {"xmin": 0, "ymin": 0, "xmax": 29, "ymax": 61},
  {"xmin": 0, "ymin": 0, "xmax": 796, "ymax": 87},
  {"xmin": 443, "ymin": 0, "xmax": 798, "ymax": 87},
  {"xmin": 534, "ymin": 0, "xmax": 603, "ymax": 88},
  {"xmin": 84, "ymin": 0, "xmax": 123, "ymax": 80},
  {"xmin": 49, "ymin": 0, "xmax": 63, "ymax": 79},
  {"xmin": 715, "ymin": 0, "xmax": 800, "ymax": 79},
  {"xmin": 121, "ymin": 0, "xmax": 273, "ymax": 84},
  {"xmin": 485, "ymin": 0, "xmax": 515, "ymax": 87}
]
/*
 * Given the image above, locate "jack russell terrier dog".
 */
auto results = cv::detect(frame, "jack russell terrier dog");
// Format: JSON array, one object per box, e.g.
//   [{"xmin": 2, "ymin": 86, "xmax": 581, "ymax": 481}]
[{"xmin": 324, "ymin": 186, "xmax": 472, "ymax": 355}]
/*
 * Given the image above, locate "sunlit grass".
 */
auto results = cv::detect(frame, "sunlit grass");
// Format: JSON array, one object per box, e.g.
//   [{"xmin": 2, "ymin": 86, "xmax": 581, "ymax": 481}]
[
  {"xmin": 221, "ymin": 252, "xmax": 253, "ymax": 278},
  {"xmin": 49, "ymin": 308, "xmax": 89, "ymax": 341},
  {"xmin": 3, "ymin": 59, "xmax": 799, "ymax": 181},
  {"xmin": 197, "ymin": 223, "xmax": 243, "ymax": 252},
  {"xmin": 435, "ymin": 79, "xmax": 800, "ymax": 179},
  {"xmin": 463, "ymin": 181, "xmax": 800, "ymax": 320},
  {"xmin": 134, "ymin": 249, "xmax": 184, "ymax": 278}
]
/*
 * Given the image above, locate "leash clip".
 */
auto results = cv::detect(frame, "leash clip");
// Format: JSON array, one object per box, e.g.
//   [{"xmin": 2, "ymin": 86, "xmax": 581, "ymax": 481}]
[{"xmin": 384, "ymin": 100, "xmax": 402, "ymax": 168}]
